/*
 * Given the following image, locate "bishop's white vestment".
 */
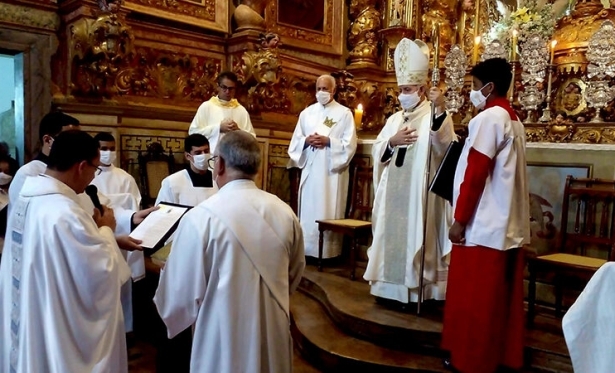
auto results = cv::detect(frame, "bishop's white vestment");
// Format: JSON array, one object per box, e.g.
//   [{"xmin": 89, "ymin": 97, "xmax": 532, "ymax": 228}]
[
  {"xmin": 363, "ymin": 100, "xmax": 455, "ymax": 303},
  {"xmin": 154, "ymin": 179, "xmax": 305, "ymax": 373},
  {"xmin": 0, "ymin": 175, "xmax": 131, "ymax": 373},
  {"xmin": 188, "ymin": 96, "xmax": 256, "ymax": 153},
  {"xmin": 563, "ymin": 262, "xmax": 615, "ymax": 373},
  {"xmin": 92, "ymin": 163, "xmax": 143, "ymax": 332},
  {"xmin": 155, "ymin": 169, "xmax": 218, "ymax": 207},
  {"xmin": 287, "ymin": 100, "xmax": 357, "ymax": 258}
]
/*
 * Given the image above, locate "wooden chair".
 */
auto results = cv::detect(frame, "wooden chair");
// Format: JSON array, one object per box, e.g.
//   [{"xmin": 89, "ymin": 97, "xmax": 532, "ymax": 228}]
[
  {"xmin": 527, "ymin": 176, "xmax": 615, "ymax": 325},
  {"xmin": 316, "ymin": 161, "xmax": 373, "ymax": 280},
  {"xmin": 137, "ymin": 142, "xmax": 174, "ymax": 207}
]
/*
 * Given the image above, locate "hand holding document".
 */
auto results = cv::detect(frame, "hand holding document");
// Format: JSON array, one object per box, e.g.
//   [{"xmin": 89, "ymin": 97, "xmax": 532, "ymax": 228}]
[{"xmin": 129, "ymin": 203, "xmax": 189, "ymax": 250}]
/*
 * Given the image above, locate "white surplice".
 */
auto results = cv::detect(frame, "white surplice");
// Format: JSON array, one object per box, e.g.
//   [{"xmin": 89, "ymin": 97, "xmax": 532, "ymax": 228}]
[
  {"xmin": 0, "ymin": 175, "xmax": 131, "ymax": 373},
  {"xmin": 453, "ymin": 105, "xmax": 530, "ymax": 251},
  {"xmin": 563, "ymin": 262, "xmax": 615, "ymax": 373},
  {"xmin": 92, "ymin": 163, "xmax": 143, "ymax": 332},
  {"xmin": 188, "ymin": 96, "xmax": 256, "ymax": 153},
  {"xmin": 364, "ymin": 101, "xmax": 455, "ymax": 303},
  {"xmin": 155, "ymin": 169, "xmax": 218, "ymax": 207},
  {"xmin": 154, "ymin": 179, "xmax": 305, "ymax": 373},
  {"xmin": 7, "ymin": 159, "xmax": 46, "ymax": 214},
  {"xmin": 287, "ymin": 100, "xmax": 357, "ymax": 258}
]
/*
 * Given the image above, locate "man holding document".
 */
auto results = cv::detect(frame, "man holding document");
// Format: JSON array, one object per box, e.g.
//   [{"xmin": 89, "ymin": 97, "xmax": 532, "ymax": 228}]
[
  {"xmin": 0, "ymin": 130, "xmax": 132, "ymax": 373},
  {"xmin": 154, "ymin": 131, "xmax": 305, "ymax": 373}
]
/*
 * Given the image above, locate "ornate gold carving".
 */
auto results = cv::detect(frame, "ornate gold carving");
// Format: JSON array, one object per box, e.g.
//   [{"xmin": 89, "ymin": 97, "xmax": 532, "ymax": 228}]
[
  {"xmin": 124, "ymin": 0, "xmax": 227, "ymax": 32},
  {"xmin": 69, "ymin": 10, "xmax": 134, "ymax": 98},
  {"xmin": 553, "ymin": 0, "xmax": 615, "ymax": 73},
  {"xmin": 421, "ymin": 0, "xmax": 457, "ymax": 62},
  {"xmin": 348, "ymin": 0, "xmax": 382, "ymax": 66},
  {"xmin": 265, "ymin": 0, "xmax": 343, "ymax": 55}
]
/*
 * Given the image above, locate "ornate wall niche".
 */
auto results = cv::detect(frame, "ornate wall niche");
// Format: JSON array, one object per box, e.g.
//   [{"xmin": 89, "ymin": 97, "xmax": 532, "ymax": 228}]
[
  {"xmin": 123, "ymin": 0, "xmax": 228, "ymax": 33},
  {"xmin": 265, "ymin": 0, "xmax": 344, "ymax": 56}
]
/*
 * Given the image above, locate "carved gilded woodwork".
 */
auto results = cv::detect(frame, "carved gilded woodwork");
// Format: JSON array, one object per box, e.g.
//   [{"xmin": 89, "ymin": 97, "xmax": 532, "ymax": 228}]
[
  {"xmin": 348, "ymin": 0, "xmax": 382, "ymax": 66},
  {"xmin": 123, "ymin": 0, "xmax": 228, "ymax": 32},
  {"xmin": 265, "ymin": 0, "xmax": 344, "ymax": 55},
  {"xmin": 69, "ymin": 11, "xmax": 134, "ymax": 98},
  {"xmin": 233, "ymin": 0, "xmax": 266, "ymax": 32},
  {"xmin": 421, "ymin": 0, "xmax": 457, "ymax": 62}
]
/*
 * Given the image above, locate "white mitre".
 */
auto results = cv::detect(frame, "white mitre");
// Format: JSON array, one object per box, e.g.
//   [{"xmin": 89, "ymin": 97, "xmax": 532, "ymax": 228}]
[{"xmin": 394, "ymin": 38, "xmax": 430, "ymax": 86}]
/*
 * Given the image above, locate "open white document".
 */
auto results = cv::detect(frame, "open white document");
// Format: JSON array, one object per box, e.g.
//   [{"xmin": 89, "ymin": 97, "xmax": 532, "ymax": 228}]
[{"xmin": 129, "ymin": 203, "xmax": 189, "ymax": 249}]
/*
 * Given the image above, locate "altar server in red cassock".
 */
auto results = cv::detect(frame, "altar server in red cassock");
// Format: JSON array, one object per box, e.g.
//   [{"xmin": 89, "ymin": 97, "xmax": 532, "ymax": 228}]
[{"xmin": 441, "ymin": 58, "xmax": 530, "ymax": 373}]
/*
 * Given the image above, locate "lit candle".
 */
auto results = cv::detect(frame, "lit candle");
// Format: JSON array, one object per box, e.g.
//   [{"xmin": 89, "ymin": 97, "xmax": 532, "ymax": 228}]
[
  {"xmin": 511, "ymin": 29, "xmax": 518, "ymax": 61},
  {"xmin": 354, "ymin": 104, "xmax": 363, "ymax": 128},
  {"xmin": 473, "ymin": 36, "xmax": 481, "ymax": 65},
  {"xmin": 550, "ymin": 39, "xmax": 557, "ymax": 65}
]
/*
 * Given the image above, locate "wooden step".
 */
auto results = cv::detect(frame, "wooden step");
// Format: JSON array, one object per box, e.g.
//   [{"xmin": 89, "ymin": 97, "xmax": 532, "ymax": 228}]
[
  {"xmin": 297, "ymin": 266, "xmax": 573, "ymax": 373},
  {"xmin": 299, "ymin": 269, "xmax": 442, "ymax": 352},
  {"xmin": 291, "ymin": 291, "xmax": 449, "ymax": 372}
]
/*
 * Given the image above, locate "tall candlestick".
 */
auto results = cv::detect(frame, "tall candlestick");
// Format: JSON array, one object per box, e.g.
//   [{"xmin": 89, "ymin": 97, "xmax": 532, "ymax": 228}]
[
  {"xmin": 550, "ymin": 39, "xmax": 557, "ymax": 65},
  {"xmin": 511, "ymin": 29, "xmax": 518, "ymax": 61},
  {"xmin": 473, "ymin": 36, "xmax": 481, "ymax": 65},
  {"xmin": 354, "ymin": 104, "xmax": 363, "ymax": 128}
]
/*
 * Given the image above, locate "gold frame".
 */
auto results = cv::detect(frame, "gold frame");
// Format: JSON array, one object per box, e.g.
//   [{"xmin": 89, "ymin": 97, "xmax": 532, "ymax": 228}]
[
  {"xmin": 124, "ymin": 0, "xmax": 229, "ymax": 33},
  {"xmin": 265, "ymin": 0, "xmax": 344, "ymax": 56},
  {"xmin": 555, "ymin": 78, "xmax": 587, "ymax": 117}
]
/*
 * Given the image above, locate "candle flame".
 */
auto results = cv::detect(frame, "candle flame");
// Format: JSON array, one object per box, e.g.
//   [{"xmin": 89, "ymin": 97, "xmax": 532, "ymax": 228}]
[
  {"xmin": 551, "ymin": 40, "xmax": 557, "ymax": 48},
  {"xmin": 512, "ymin": 29, "xmax": 518, "ymax": 37},
  {"xmin": 357, "ymin": 104, "xmax": 363, "ymax": 111},
  {"xmin": 474, "ymin": 36, "xmax": 481, "ymax": 45}
]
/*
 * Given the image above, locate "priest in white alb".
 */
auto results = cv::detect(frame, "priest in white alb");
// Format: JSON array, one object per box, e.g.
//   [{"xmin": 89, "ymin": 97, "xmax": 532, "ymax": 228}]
[
  {"xmin": 363, "ymin": 38, "xmax": 455, "ymax": 303},
  {"xmin": 154, "ymin": 131, "xmax": 305, "ymax": 373},
  {"xmin": 155, "ymin": 133, "xmax": 217, "ymax": 207},
  {"xmin": 188, "ymin": 71, "xmax": 256, "ymax": 153},
  {"xmin": 563, "ymin": 262, "xmax": 615, "ymax": 373},
  {"xmin": 287, "ymin": 74, "xmax": 358, "ymax": 258},
  {"xmin": 91, "ymin": 131, "xmax": 144, "ymax": 335},
  {"xmin": 0, "ymin": 130, "xmax": 132, "ymax": 373}
]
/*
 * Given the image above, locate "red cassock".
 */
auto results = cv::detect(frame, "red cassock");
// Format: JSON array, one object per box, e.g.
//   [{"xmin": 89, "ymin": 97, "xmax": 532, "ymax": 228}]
[{"xmin": 441, "ymin": 97, "xmax": 528, "ymax": 373}]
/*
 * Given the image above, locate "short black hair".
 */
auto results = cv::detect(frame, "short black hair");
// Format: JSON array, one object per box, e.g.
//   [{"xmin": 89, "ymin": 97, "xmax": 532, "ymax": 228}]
[
  {"xmin": 184, "ymin": 134, "xmax": 209, "ymax": 153},
  {"xmin": 38, "ymin": 111, "xmax": 80, "ymax": 141},
  {"xmin": 0, "ymin": 154, "xmax": 18, "ymax": 176},
  {"xmin": 470, "ymin": 58, "xmax": 512, "ymax": 97},
  {"xmin": 94, "ymin": 132, "xmax": 115, "ymax": 143},
  {"xmin": 47, "ymin": 130, "xmax": 100, "ymax": 172},
  {"xmin": 217, "ymin": 71, "xmax": 238, "ymax": 85}
]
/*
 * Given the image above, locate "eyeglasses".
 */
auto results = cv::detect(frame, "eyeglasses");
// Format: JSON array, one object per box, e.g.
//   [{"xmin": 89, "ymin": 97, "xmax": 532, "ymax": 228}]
[
  {"xmin": 207, "ymin": 155, "xmax": 219, "ymax": 169},
  {"xmin": 218, "ymin": 84, "xmax": 236, "ymax": 92},
  {"xmin": 88, "ymin": 162, "xmax": 102, "ymax": 176}
]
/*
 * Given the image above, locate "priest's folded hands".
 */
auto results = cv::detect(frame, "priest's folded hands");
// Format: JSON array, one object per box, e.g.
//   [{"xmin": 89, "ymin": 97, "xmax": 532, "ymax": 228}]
[
  {"xmin": 389, "ymin": 127, "xmax": 418, "ymax": 147},
  {"xmin": 305, "ymin": 133, "xmax": 330, "ymax": 149}
]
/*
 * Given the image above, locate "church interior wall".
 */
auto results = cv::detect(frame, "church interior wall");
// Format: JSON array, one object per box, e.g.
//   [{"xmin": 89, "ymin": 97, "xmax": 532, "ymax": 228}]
[{"xmin": 4, "ymin": 0, "xmax": 615, "ymax": 312}]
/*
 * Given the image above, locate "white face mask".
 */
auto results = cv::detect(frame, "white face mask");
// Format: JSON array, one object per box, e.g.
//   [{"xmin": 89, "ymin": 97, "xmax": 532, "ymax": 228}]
[
  {"xmin": 398, "ymin": 92, "xmax": 421, "ymax": 110},
  {"xmin": 315, "ymin": 91, "xmax": 331, "ymax": 106},
  {"xmin": 99, "ymin": 150, "xmax": 116, "ymax": 166},
  {"xmin": 191, "ymin": 153, "xmax": 208, "ymax": 171},
  {"xmin": 470, "ymin": 83, "xmax": 491, "ymax": 110},
  {"xmin": 0, "ymin": 172, "xmax": 12, "ymax": 186}
]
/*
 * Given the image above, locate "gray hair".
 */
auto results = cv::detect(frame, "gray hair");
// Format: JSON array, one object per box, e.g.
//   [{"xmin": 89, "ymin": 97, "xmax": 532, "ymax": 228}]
[
  {"xmin": 217, "ymin": 131, "xmax": 261, "ymax": 176},
  {"xmin": 316, "ymin": 75, "xmax": 336, "ymax": 89}
]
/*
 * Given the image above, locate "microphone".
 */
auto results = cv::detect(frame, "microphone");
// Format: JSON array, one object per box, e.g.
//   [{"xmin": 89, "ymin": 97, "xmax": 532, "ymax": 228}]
[{"xmin": 85, "ymin": 185, "xmax": 104, "ymax": 215}]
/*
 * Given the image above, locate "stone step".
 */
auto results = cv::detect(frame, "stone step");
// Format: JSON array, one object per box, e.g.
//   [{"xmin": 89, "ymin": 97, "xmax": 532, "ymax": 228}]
[{"xmin": 291, "ymin": 290, "xmax": 449, "ymax": 372}]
